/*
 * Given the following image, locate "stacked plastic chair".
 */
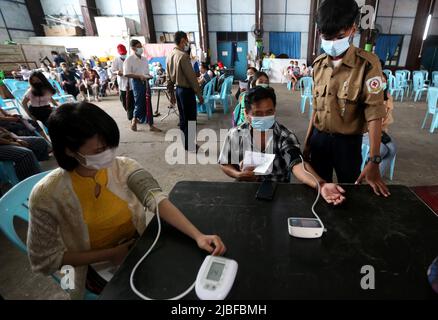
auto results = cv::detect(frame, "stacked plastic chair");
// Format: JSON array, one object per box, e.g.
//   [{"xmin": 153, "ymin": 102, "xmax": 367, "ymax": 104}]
[
  {"xmin": 388, "ymin": 74, "xmax": 404, "ymax": 102},
  {"xmin": 421, "ymin": 87, "xmax": 438, "ymax": 133},
  {"xmin": 412, "ymin": 72, "xmax": 428, "ymax": 102},
  {"xmin": 212, "ymin": 76, "xmax": 234, "ymax": 115},
  {"xmin": 196, "ymin": 80, "xmax": 215, "ymax": 119},
  {"xmin": 298, "ymin": 77, "xmax": 313, "ymax": 116}
]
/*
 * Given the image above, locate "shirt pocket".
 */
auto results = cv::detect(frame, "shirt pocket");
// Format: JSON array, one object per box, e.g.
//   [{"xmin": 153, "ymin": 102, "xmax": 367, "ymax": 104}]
[
  {"xmin": 314, "ymin": 84, "xmax": 327, "ymax": 111},
  {"xmin": 337, "ymin": 85, "xmax": 361, "ymax": 118}
]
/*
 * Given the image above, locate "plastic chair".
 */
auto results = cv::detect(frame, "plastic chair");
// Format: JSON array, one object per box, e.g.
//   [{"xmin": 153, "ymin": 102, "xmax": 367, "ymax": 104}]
[
  {"xmin": 196, "ymin": 80, "xmax": 215, "ymax": 119},
  {"xmin": 298, "ymin": 77, "xmax": 313, "ymax": 115},
  {"xmin": 3, "ymin": 79, "xmax": 19, "ymax": 92},
  {"xmin": 432, "ymin": 71, "xmax": 438, "ymax": 88},
  {"xmin": 395, "ymin": 70, "xmax": 409, "ymax": 96},
  {"xmin": 11, "ymin": 88, "xmax": 28, "ymax": 103},
  {"xmin": 211, "ymin": 76, "xmax": 234, "ymax": 115},
  {"xmin": 14, "ymin": 81, "xmax": 29, "ymax": 90},
  {"xmin": 360, "ymin": 143, "xmax": 396, "ymax": 180},
  {"xmin": 388, "ymin": 75, "xmax": 404, "ymax": 102},
  {"xmin": 0, "ymin": 96, "xmax": 21, "ymax": 115},
  {"xmin": 0, "ymin": 161, "xmax": 19, "ymax": 187},
  {"xmin": 49, "ymin": 79, "xmax": 75, "ymax": 104},
  {"xmin": 0, "ymin": 170, "xmax": 98, "ymax": 300},
  {"xmin": 421, "ymin": 87, "xmax": 438, "ymax": 133},
  {"xmin": 260, "ymin": 59, "xmax": 271, "ymax": 74},
  {"xmin": 382, "ymin": 69, "xmax": 392, "ymax": 79},
  {"xmin": 411, "ymin": 72, "xmax": 428, "ymax": 102},
  {"xmin": 360, "ymin": 144, "xmax": 370, "ymax": 171}
]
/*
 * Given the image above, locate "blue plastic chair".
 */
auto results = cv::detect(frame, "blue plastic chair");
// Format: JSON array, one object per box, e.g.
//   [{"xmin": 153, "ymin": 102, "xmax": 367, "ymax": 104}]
[
  {"xmin": 382, "ymin": 69, "xmax": 392, "ymax": 79},
  {"xmin": 11, "ymin": 88, "xmax": 28, "ymax": 102},
  {"xmin": 0, "ymin": 170, "xmax": 98, "ymax": 300},
  {"xmin": 0, "ymin": 161, "xmax": 19, "ymax": 187},
  {"xmin": 0, "ymin": 96, "xmax": 21, "ymax": 115},
  {"xmin": 3, "ymin": 79, "xmax": 19, "ymax": 92},
  {"xmin": 14, "ymin": 81, "xmax": 29, "ymax": 91},
  {"xmin": 260, "ymin": 59, "xmax": 271, "ymax": 74},
  {"xmin": 432, "ymin": 71, "xmax": 438, "ymax": 88},
  {"xmin": 388, "ymin": 75, "xmax": 404, "ymax": 102},
  {"xmin": 421, "ymin": 87, "xmax": 438, "ymax": 133},
  {"xmin": 361, "ymin": 142, "xmax": 396, "ymax": 180},
  {"xmin": 298, "ymin": 77, "xmax": 313, "ymax": 115},
  {"xmin": 212, "ymin": 76, "xmax": 234, "ymax": 115},
  {"xmin": 395, "ymin": 70, "xmax": 409, "ymax": 96},
  {"xmin": 49, "ymin": 79, "xmax": 75, "ymax": 104},
  {"xmin": 412, "ymin": 72, "xmax": 428, "ymax": 102},
  {"xmin": 196, "ymin": 80, "xmax": 215, "ymax": 119}
]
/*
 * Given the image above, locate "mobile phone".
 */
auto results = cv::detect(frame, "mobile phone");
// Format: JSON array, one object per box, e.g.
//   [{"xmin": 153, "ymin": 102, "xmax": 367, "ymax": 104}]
[{"xmin": 256, "ymin": 179, "xmax": 276, "ymax": 201}]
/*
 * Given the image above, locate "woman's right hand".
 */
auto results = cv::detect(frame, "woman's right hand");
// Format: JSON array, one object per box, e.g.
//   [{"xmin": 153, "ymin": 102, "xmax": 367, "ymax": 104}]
[{"xmin": 110, "ymin": 239, "xmax": 136, "ymax": 266}]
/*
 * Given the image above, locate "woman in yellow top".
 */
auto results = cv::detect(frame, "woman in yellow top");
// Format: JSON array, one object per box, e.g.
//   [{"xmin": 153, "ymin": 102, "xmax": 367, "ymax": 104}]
[{"xmin": 27, "ymin": 102, "xmax": 226, "ymax": 299}]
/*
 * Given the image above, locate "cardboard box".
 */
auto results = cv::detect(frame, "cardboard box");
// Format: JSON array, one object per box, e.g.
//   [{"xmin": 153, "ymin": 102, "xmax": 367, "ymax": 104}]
[{"xmin": 43, "ymin": 25, "xmax": 84, "ymax": 37}]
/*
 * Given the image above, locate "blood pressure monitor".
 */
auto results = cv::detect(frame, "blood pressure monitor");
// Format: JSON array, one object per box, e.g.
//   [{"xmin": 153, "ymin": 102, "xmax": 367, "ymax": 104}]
[
  {"xmin": 288, "ymin": 217, "xmax": 324, "ymax": 239},
  {"xmin": 195, "ymin": 255, "xmax": 238, "ymax": 300}
]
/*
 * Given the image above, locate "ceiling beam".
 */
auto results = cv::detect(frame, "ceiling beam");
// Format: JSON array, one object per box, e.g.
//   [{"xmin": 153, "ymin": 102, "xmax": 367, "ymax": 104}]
[
  {"xmin": 24, "ymin": 0, "xmax": 45, "ymax": 36},
  {"xmin": 406, "ymin": 0, "xmax": 436, "ymax": 69},
  {"xmin": 79, "ymin": 0, "xmax": 98, "ymax": 36},
  {"xmin": 197, "ymin": 0, "xmax": 209, "ymax": 55},
  {"xmin": 137, "ymin": 0, "xmax": 157, "ymax": 43}
]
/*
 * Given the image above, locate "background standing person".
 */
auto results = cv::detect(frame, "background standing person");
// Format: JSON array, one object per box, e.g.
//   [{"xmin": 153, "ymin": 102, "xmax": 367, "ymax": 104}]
[
  {"xmin": 166, "ymin": 31, "xmax": 203, "ymax": 152},
  {"xmin": 124, "ymin": 40, "xmax": 161, "ymax": 132},
  {"xmin": 112, "ymin": 44, "xmax": 134, "ymax": 121}
]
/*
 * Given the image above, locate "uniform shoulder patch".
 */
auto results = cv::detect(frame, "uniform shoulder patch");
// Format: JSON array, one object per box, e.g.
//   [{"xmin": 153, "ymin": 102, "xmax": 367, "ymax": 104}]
[{"xmin": 366, "ymin": 76, "xmax": 383, "ymax": 94}]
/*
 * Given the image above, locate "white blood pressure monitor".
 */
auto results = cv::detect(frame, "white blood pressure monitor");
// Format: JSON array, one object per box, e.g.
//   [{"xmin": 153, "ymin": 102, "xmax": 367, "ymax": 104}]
[
  {"xmin": 288, "ymin": 217, "xmax": 324, "ymax": 239},
  {"xmin": 195, "ymin": 255, "xmax": 238, "ymax": 300}
]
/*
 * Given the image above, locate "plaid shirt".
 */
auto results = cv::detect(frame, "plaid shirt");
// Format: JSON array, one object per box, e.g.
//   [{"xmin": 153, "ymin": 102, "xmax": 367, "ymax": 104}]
[{"xmin": 218, "ymin": 121, "xmax": 303, "ymax": 182}]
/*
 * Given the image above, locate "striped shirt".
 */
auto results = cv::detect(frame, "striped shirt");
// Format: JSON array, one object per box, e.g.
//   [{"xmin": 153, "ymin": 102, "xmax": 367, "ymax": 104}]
[{"xmin": 218, "ymin": 121, "xmax": 303, "ymax": 182}]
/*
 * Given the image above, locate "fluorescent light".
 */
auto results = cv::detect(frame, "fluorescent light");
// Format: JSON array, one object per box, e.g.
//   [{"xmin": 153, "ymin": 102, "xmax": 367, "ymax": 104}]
[{"xmin": 423, "ymin": 14, "xmax": 432, "ymax": 41}]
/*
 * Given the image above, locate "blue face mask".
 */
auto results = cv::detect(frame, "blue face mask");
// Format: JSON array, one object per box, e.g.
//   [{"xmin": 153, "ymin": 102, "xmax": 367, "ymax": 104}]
[
  {"xmin": 257, "ymin": 83, "xmax": 269, "ymax": 88},
  {"xmin": 321, "ymin": 35, "xmax": 351, "ymax": 57},
  {"xmin": 251, "ymin": 115, "xmax": 275, "ymax": 131}
]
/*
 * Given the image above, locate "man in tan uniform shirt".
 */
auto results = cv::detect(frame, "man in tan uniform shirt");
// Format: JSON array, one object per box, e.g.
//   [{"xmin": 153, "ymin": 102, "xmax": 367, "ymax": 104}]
[
  {"xmin": 167, "ymin": 31, "xmax": 203, "ymax": 152},
  {"xmin": 303, "ymin": 0, "xmax": 390, "ymax": 197}
]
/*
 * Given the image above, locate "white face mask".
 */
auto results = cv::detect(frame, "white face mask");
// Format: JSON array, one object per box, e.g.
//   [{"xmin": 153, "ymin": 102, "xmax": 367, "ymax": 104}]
[
  {"xmin": 77, "ymin": 148, "xmax": 117, "ymax": 170},
  {"xmin": 321, "ymin": 34, "xmax": 351, "ymax": 57},
  {"xmin": 135, "ymin": 48, "xmax": 144, "ymax": 56},
  {"xmin": 184, "ymin": 43, "xmax": 190, "ymax": 52}
]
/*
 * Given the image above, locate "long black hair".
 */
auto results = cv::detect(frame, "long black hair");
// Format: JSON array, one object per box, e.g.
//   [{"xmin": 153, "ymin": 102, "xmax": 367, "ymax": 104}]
[{"xmin": 29, "ymin": 71, "xmax": 56, "ymax": 97}]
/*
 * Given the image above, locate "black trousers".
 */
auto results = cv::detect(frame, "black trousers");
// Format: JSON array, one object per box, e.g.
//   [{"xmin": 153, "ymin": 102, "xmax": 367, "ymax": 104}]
[
  {"xmin": 120, "ymin": 90, "xmax": 134, "ymax": 120},
  {"xmin": 176, "ymin": 87, "xmax": 197, "ymax": 150},
  {"xmin": 309, "ymin": 128, "xmax": 363, "ymax": 183},
  {"xmin": 28, "ymin": 105, "xmax": 53, "ymax": 127}
]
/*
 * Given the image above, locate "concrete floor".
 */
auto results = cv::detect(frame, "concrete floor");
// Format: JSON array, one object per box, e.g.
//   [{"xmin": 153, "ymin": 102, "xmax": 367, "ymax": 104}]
[{"xmin": 1, "ymin": 83, "xmax": 437, "ymax": 299}]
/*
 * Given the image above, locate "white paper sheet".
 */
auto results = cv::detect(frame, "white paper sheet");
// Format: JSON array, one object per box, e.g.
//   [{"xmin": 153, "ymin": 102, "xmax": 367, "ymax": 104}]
[{"xmin": 242, "ymin": 151, "xmax": 275, "ymax": 175}]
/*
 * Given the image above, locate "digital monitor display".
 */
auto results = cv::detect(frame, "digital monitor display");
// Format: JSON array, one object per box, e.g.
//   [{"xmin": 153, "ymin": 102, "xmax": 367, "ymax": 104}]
[
  {"xmin": 206, "ymin": 262, "xmax": 225, "ymax": 281},
  {"xmin": 290, "ymin": 218, "xmax": 322, "ymax": 228}
]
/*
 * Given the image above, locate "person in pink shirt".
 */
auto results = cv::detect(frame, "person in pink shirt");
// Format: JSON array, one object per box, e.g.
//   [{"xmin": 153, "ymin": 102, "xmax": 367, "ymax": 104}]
[{"xmin": 21, "ymin": 71, "xmax": 59, "ymax": 126}]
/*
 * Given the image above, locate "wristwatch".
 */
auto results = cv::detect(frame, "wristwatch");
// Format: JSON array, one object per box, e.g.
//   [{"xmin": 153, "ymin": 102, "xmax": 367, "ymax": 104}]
[{"xmin": 367, "ymin": 155, "xmax": 382, "ymax": 164}]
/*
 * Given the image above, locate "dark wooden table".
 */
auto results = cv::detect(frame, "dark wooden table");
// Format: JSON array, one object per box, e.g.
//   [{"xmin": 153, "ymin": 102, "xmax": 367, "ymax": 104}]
[{"xmin": 100, "ymin": 182, "xmax": 438, "ymax": 299}]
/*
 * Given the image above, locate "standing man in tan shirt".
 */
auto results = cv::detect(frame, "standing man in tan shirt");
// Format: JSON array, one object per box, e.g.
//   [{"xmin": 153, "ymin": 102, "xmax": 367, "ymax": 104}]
[
  {"xmin": 167, "ymin": 31, "xmax": 204, "ymax": 152},
  {"xmin": 303, "ymin": 0, "xmax": 390, "ymax": 197}
]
